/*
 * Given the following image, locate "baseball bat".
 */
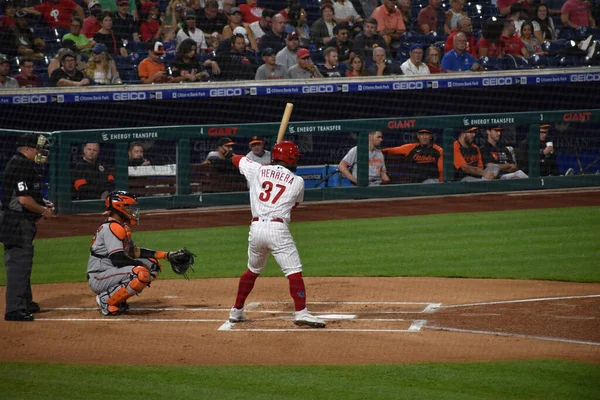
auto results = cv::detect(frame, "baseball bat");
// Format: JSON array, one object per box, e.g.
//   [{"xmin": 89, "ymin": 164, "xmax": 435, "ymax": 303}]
[{"xmin": 276, "ymin": 103, "xmax": 294, "ymax": 144}]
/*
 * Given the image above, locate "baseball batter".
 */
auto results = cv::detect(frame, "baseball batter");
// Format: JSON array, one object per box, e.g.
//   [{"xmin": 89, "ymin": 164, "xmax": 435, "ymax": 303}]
[
  {"xmin": 88, "ymin": 191, "xmax": 191, "ymax": 316},
  {"xmin": 228, "ymin": 141, "xmax": 325, "ymax": 328}
]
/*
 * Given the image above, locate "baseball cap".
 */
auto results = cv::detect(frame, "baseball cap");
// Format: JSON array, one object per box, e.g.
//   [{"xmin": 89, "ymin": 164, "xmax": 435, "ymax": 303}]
[
  {"xmin": 287, "ymin": 31, "xmax": 299, "ymax": 41},
  {"xmin": 417, "ymin": 129, "xmax": 433, "ymax": 134},
  {"xmin": 228, "ymin": 6, "xmax": 241, "ymax": 14},
  {"xmin": 297, "ymin": 48, "xmax": 310, "ymax": 59},
  {"xmin": 117, "ymin": 0, "xmax": 129, "ymax": 5},
  {"xmin": 147, "ymin": 40, "xmax": 165, "ymax": 54},
  {"xmin": 249, "ymin": 136, "xmax": 264, "ymax": 145},
  {"xmin": 60, "ymin": 50, "xmax": 76, "ymax": 61},
  {"xmin": 488, "ymin": 126, "xmax": 504, "ymax": 131},
  {"xmin": 540, "ymin": 123, "xmax": 551, "ymax": 129},
  {"xmin": 15, "ymin": 10, "xmax": 27, "ymax": 18},
  {"xmin": 91, "ymin": 43, "xmax": 107, "ymax": 53},
  {"xmin": 0, "ymin": 55, "xmax": 9, "ymax": 65},
  {"xmin": 462, "ymin": 126, "xmax": 478, "ymax": 134},
  {"xmin": 218, "ymin": 137, "xmax": 235, "ymax": 146},
  {"xmin": 88, "ymin": 0, "xmax": 100, "ymax": 9},
  {"xmin": 142, "ymin": 1, "xmax": 158, "ymax": 14},
  {"xmin": 261, "ymin": 47, "xmax": 276, "ymax": 57},
  {"xmin": 16, "ymin": 133, "xmax": 40, "ymax": 148},
  {"xmin": 184, "ymin": 9, "xmax": 196, "ymax": 19},
  {"xmin": 232, "ymin": 26, "xmax": 249, "ymax": 45},
  {"xmin": 61, "ymin": 39, "xmax": 78, "ymax": 52},
  {"xmin": 410, "ymin": 44, "xmax": 423, "ymax": 51}
]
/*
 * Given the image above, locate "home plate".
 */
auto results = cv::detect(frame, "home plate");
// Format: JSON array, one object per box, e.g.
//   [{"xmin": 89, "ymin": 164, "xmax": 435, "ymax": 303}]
[{"xmin": 316, "ymin": 314, "xmax": 357, "ymax": 320}]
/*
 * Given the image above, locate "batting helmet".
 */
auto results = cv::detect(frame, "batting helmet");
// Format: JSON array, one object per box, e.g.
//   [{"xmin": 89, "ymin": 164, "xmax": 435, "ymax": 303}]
[
  {"xmin": 271, "ymin": 141, "xmax": 302, "ymax": 165},
  {"xmin": 104, "ymin": 191, "xmax": 140, "ymax": 226}
]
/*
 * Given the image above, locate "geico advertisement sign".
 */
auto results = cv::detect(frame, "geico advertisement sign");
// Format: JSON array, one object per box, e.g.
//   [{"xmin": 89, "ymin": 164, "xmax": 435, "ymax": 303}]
[
  {"xmin": 12, "ymin": 95, "xmax": 49, "ymax": 104},
  {"xmin": 393, "ymin": 81, "xmax": 424, "ymax": 90},
  {"xmin": 113, "ymin": 92, "xmax": 147, "ymax": 101}
]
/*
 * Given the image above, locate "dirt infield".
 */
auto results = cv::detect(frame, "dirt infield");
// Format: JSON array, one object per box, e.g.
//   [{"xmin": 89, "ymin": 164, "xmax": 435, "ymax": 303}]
[{"xmin": 1, "ymin": 188, "xmax": 600, "ymax": 366}]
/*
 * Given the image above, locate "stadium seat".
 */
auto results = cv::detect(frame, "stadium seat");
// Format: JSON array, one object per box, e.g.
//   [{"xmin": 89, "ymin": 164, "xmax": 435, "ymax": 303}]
[
  {"xmin": 32, "ymin": 56, "xmax": 50, "ymax": 71},
  {"xmin": 478, "ymin": 56, "xmax": 505, "ymax": 71},
  {"xmin": 34, "ymin": 26, "xmax": 57, "ymax": 42},
  {"xmin": 126, "ymin": 41, "xmax": 147, "ymax": 54},
  {"xmin": 556, "ymin": 55, "xmax": 583, "ymax": 67},
  {"xmin": 119, "ymin": 68, "xmax": 140, "ymax": 84},
  {"xmin": 45, "ymin": 40, "xmax": 62, "ymax": 57},
  {"xmin": 38, "ymin": 72, "xmax": 50, "ymax": 87},
  {"xmin": 113, "ymin": 55, "xmax": 134, "ymax": 70}
]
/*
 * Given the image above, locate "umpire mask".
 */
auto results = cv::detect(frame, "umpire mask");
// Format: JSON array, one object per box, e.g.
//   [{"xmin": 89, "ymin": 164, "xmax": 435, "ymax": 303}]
[{"xmin": 35, "ymin": 135, "xmax": 50, "ymax": 164}]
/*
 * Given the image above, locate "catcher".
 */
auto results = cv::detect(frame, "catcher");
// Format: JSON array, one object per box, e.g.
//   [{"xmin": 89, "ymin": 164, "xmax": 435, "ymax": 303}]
[{"xmin": 87, "ymin": 191, "xmax": 194, "ymax": 316}]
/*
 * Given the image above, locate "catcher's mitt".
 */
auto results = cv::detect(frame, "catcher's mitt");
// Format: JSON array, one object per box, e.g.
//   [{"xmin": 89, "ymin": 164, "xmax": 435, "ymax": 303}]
[{"xmin": 167, "ymin": 248, "xmax": 195, "ymax": 279}]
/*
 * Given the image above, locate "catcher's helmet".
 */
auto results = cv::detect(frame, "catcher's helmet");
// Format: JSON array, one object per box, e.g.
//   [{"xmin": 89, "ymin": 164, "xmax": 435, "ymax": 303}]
[
  {"xmin": 104, "ymin": 191, "xmax": 139, "ymax": 226},
  {"xmin": 271, "ymin": 141, "xmax": 302, "ymax": 165}
]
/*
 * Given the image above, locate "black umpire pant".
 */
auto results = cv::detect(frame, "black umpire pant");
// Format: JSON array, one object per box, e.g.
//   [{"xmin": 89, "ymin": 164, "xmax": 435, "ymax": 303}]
[{"xmin": 4, "ymin": 218, "xmax": 37, "ymax": 315}]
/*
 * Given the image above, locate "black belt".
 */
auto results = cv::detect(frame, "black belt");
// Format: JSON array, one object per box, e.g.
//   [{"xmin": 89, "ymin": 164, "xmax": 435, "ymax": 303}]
[
  {"xmin": 90, "ymin": 250, "xmax": 107, "ymax": 259},
  {"xmin": 252, "ymin": 217, "xmax": 283, "ymax": 223}
]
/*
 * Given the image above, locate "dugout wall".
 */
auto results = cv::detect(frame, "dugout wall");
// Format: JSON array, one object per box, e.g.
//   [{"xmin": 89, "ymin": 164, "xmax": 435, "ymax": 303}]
[{"xmin": 2, "ymin": 109, "xmax": 598, "ymax": 214}]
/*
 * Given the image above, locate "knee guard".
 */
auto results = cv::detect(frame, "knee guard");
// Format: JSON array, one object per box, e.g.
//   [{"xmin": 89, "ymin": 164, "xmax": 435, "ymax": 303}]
[{"xmin": 105, "ymin": 266, "xmax": 152, "ymax": 308}]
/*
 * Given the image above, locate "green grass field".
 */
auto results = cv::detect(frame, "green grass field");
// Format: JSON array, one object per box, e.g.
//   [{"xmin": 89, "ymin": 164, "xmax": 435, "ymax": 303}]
[{"xmin": 1, "ymin": 206, "xmax": 599, "ymax": 399}]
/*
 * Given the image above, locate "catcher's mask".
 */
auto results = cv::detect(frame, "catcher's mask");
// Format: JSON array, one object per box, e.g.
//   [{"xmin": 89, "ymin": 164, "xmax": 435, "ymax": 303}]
[
  {"xmin": 17, "ymin": 133, "xmax": 50, "ymax": 164},
  {"xmin": 271, "ymin": 141, "xmax": 302, "ymax": 165},
  {"xmin": 104, "ymin": 191, "xmax": 140, "ymax": 226}
]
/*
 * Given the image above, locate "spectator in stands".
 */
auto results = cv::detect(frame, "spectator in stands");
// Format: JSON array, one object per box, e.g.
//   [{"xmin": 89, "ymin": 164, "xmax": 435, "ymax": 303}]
[
  {"xmin": 138, "ymin": 40, "xmax": 174, "ymax": 84},
  {"xmin": 203, "ymin": 137, "xmax": 235, "ymax": 164},
  {"xmin": 113, "ymin": 0, "xmax": 140, "ymax": 43},
  {"xmin": 255, "ymin": 47, "xmax": 286, "ymax": 80},
  {"xmin": 258, "ymin": 13, "xmax": 286, "ymax": 53},
  {"xmin": 128, "ymin": 142, "xmax": 151, "ymax": 166},
  {"xmin": 425, "ymin": 44, "xmax": 446, "ymax": 73},
  {"xmin": 480, "ymin": 126, "xmax": 528, "ymax": 180},
  {"xmin": 278, "ymin": 0, "xmax": 297, "ymax": 21},
  {"xmin": 94, "ymin": 11, "xmax": 128, "ymax": 57},
  {"xmin": 382, "ymin": 129, "xmax": 443, "ymax": 183},
  {"xmin": 0, "ymin": 2, "xmax": 17, "ymax": 29},
  {"xmin": 221, "ymin": 7, "xmax": 257, "ymax": 51},
  {"xmin": 245, "ymin": 136, "xmax": 271, "ymax": 164},
  {"xmin": 478, "ymin": 19, "xmax": 505, "ymax": 59},
  {"xmin": 368, "ymin": 46, "xmax": 401, "ymax": 75},
  {"xmin": 171, "ymin": 38, "xmax": 209, "ymax": 82},
  {"xmin": 210, "ymin": 33, "xmax": 258, "ymax": 80},
  {"xmin": 140, "ymin": 3, "xmax": 162, "ymax": 42},
  {"xmin": 98, "ymin": 0, "xmax": 138, "ymax": 20},
  {"xmin": 401, "ymin": 44, "xmax": 430, "ymax": 75},
  {"xmin": 441, "ymin": 32, "xmax": 481, "ymax": 72},
  {"xmin": 0, "ymin": 55, "xmax": 19, "ymax": 89},
  {"xmin": 546, "ymin": 0, "xmax": 568, "ymax": 16},
  {"xmin": 63, "ymin": 16, "xmax": 94, "ymax": 54},
  {"xmin": 333, "ymin": 0, "xmax": 363, "ymax": 35},
  {"xmin": 327, "ymin": 23, "xmax": 354, "ymax": 63},
  {"xmin": 445, "ymin": 17, "xmax": 477, "ymax": 58},
  {"xmin": 338, "ymin": 130, "xmax": 390, "ymax": 186},
  {"xmin": 285, "ymin": 5, "xmax": 310, "ymax": 48},
  {"xmin": 215, "ymin": 25, "xmax": 255, "ymax": 53},
  {"xmin": 198, "ymin": 0, "xmax": 228, "ymax": 36},
  {"xmin": 50, "ymin": 50, "xmax": 91, "ymax": 86},
  {"xmin": 11, "ymin": 11, "xmax": 45, "ymax": 59},
  {"xmin": 353, "ymin": 17, "xmax": 390, "ymax": 60},
  {"xmin": 239, "ymin": 0, "xmax": 263, "ymax": 24},
  {"xmin": 82, "ymin": 0, "xmax": 102, "ymax": 39},
  {"xmin": 72, "ymin": 142, "xmax": 115, "ymax": 200},
  {"xmin": 248, "ymin": 8, "xmax": 274, "ymax": 40},
  {"xmin": 12, "ymin": 57, "xmax": 41, "ymax": 87},
  {"xmin": 48, "ymin": 39, "xmax": 84, "ymax": 76},
  {"xmin": 500, "ymin": 19, "xmax": 530, "ymax": 58},
  {"xmin": 517, "ymin": 123, "xmax": 563, "ymax": 176},
  {"xmin": 507, "ymin": 3, "xmax": 527, "ymax": 37},
  {"xmin": 497, "ymin": 0, "xmax": 533, "ymax": 18},
  {"xmin": 287, "ymin": 47, "xmax": 323, "ymax": 78},
  {"xmin": 165, "ymin": 0, "xmax": 185, "ymax": 29},
  {"xmin": 370, "ymin": 0, "xmax": 406, "ymax": 49},
  {"xmin": 532, "ymin": 3, "xmax": 557, "ymax": 42},
  {"xmin": 221, "ymin": 0, "xmax": 236, "ymax": 15},
  {"xmin": 446, "ymin": 0, "xmax": 468, "ymax": 31},
  {"xmin": 276, "ymin": 31, "xmax": 300, "ymax": 71},
  {"xmin": 398, "ymin": 0, "xmax": 414, "ymax": 32},
  {"xmin": 453, "ymin": 127, "xmax": 495, "ymax": 181},
  {"xmin": 561, "ymin": 0, "xmax": 596, "ymax": 30},
  {"xmin": 318, "ymin": 46, "xmax": 343, "ymax": 77},
  {"xmin": 310, "ymin": 2, "xmax": 336, "ymax": 49},
  {"xmin": 418, "ymin": 0, "xmax": 448, "ymax": 36},
  {"xmin": 22, "ymin": 0, "xmax": 83, "ymax": 30},
  {"xmin": 346, "ymin": 54, "xmax": 368, "ymax": 76},
  {"xmin": 520, "ymin": 22, "xmax": 547, "ymax": 56},
  {"xmin": 176, "ymin": 9, "xmax": 208, "ymax": 53},
  {"xmin": 84, "ymin": 43, "xmax": 121, "ymax": 84},
  {"xmin": 158, "ymin": 25, "xmax": 177, "ymax": 55}
]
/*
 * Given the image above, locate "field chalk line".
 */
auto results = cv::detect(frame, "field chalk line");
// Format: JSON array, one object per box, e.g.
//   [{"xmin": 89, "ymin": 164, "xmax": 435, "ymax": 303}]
[{"xmin": 441, "ymin": 294, "xmax": 600, "ymax": 309}]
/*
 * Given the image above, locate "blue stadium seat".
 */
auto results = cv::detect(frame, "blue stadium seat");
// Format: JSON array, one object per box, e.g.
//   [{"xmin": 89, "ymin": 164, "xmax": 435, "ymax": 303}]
[
  {"xmin": 34, "ymin": 26, "xmax": 57, "ymax": 42},
  {"xmin": 113, "ymin": 55, "xmax": 134, "ymax": 70},
  {"xmin": 39, "ymin": 73, "xmax": 50, "ymax": 87},
  {"xmin": 478, "ymin": 56, "xmax": 505, "ymax": 71},
  {"xmin": 32, "ymin": 56, "xmax": 50, "ymax": 71},
  {"xmin": 556, "ymin": 55, "xmax": 583, "ymax": 67},
  {"xmin": 119, "ymin": 68, "xmax": 140, "ymax": 84},
  {"xmin": 310, "ymin": 50, "xmax": 324, "ymax": 64},
  {"xmin": 161, "ymin": 52, "xmax": 177, "ymax": 63},
  {"xmin": 45, "ymin": 41, "xmax": 62, "ymax": 57},
  {"xmin": 126, "ymin": 41, "xmax": 148, "ymax": 54},
  {"xmin": 54, "ymin": 27, "xmax": 70, "ymax": 39}
]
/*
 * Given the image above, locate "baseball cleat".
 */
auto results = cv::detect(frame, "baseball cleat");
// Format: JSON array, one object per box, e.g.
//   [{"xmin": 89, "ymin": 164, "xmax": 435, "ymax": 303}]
[
  {"xmin": 294, "ymin": 309, "xmax": 326, "ymax": 328},
  {"xmin": 229, "ymin": 307, "xmax": 246, "ymax": 323},
  {"xmin": 96, "ymin": 293, "xmax": 120, "ymax": 316}
]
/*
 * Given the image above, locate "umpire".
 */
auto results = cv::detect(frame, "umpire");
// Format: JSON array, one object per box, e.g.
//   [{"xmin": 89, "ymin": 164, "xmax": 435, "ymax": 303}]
[{"xmin": 0, "ymin": 133, "xmax": 54, "ymax": 321}]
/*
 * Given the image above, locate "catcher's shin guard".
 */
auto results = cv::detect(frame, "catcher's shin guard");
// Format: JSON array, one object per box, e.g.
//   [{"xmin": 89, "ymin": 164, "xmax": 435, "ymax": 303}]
[{"xmin": 106, "ymin": 266, "xmax": 152, "ymax": 308}]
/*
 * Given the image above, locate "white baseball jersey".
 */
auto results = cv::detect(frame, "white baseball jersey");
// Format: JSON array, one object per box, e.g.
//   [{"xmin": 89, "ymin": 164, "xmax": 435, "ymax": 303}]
[{"xmin": 238, "ymin": 156, "xmax": 304, "ymax": 276}]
